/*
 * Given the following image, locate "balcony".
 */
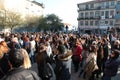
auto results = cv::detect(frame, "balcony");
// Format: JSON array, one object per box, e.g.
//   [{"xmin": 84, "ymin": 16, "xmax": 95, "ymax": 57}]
[
  {"xmin": 77, "ymin": 17, "xmax": 84, "ymax": 20},
  {"xmin": 109, "ymin": 6, "xmax": 115, "ymax": 9},
  {"xmin": 78, "ymin": 7, "xmax": 101, "ymax": 11},
  {"xmin": 94, "ymin": 16, "xmax": 101, "ymax": 20}
]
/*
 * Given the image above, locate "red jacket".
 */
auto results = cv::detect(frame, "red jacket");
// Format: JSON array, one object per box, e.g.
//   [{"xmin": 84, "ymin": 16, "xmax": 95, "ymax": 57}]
[{"xmin": 74, "ymin": 45, "xmax": 83, "ymax": 61}]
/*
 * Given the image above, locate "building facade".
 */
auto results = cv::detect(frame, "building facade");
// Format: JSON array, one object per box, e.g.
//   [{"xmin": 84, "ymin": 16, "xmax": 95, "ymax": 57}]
[
  {"xmin": 77, "ymin": 0, "xmax": 117, "ymax": 34},
  {"xmin": 0, "ymin": 0, "xmax": 44, "ymax": 19},
  {"xmin": 115, "ymin": 0, "xmax": 120, "ymax": 32}
]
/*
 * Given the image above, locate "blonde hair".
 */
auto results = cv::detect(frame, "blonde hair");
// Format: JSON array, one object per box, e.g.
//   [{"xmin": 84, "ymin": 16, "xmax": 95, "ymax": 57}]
[
  {"xmin": 0, "ymin": 48, "xmax": 3, "ymax": 59},
  {"xmin": 19, "ymin": 48, "xmax": 31, "ymax": 69},
  {"xmin": 0, "ymin": 41, "xmax": 9, "ymax": 53},
  {"xmin": 0, "ymin": 41, "xmax": 9, "ymax": 59}
]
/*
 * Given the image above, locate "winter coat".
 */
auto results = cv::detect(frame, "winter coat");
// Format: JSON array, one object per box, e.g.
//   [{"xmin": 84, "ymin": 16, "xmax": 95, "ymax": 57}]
[
  {"xmin": 36, "ymin": 50, "xmax": 55, "ymax": 80},
  {"xmin": 2, "ymin": 67, "xmax": 40, "ymax": 80},
  {"xmin": 84, "ymin": 52, "xmax": 98, "ymax": 79},
  {"xmin": 104, "ymin": 58, "xmax": 120, "ymax": 77},
  {"xmin": 55, "ymin": 50, "xmax": 72, "ymax": 80},
  {"xmin": 0, "ymin": 54, "xmax": 10, "ymax": 79}
]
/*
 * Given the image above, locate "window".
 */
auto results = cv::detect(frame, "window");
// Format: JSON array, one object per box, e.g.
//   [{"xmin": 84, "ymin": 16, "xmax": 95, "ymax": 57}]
[
  {"xmin": 100, "ymin": 21, "xmax": 104, "ymax": 25},
  {"xmin": 95, "ymin": 21, "xmax": 98, "ymax": 26},
  {"xmin": 95, "ymin": 11, "xmax": 100, "ymax": 17},
  {"xmin": 106, "ymin": 2, "xmax": 109, "ymax": 8},
  {"xmin": 90, "ymin": 4, "xmax": 94, "ymax": 8},
  {"xmin": 90, "ymin": 21, "xmax": 93, "ymax": 26},
  {"xmin": 86, "ymin": 4, "xmax": 89, "ymax": 9},
  {"xmin": 117, "ymin": 1, "xmax": 120, "ymax": 5},
  {"xmin": 80, "ymin": 21, "xmax": 84, "ymax": 26},
  {"xmin": 101, "ymin": 11, "xmax": 104, "ymax": 16},
  {"xmin": 80, "ymin": 13, "xmax": 84, "ymax": 17},
  {"xmin": 85, "ymin": 12, "xmax": 88, "ymax": 18},
  {"xmin": 85, "ymin": 21, "xmax": 88, "ymax": 26},
  {"xmin": 105, "ymin": 11, "xmax": 109, "ymax": 18},
  {"xmin": 110, "ymin": 20, "xmax": 113, "ymax": 25},
  {"xmin": 90, "ymin": 12, "xmax": 94, "ymax": 17},
  {"xmin": 105, "ymin": 21, "xmax": 108, "ymax": 24},
  {"xmin": 110, "ymin": 10, "xmax": 114, "ymax": 17},
  {"xmin": 111, "ymin": 1, "xmax": 115, "ymax": 6},
  {"xmin": 101, "ymin": 2, "xmax": 105, "ymax": 8}
]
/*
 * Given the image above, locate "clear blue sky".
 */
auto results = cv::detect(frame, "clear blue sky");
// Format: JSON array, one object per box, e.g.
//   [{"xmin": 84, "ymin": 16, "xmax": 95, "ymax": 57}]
[{"xmin": 36, "ymin": 0, "xmax": 92, "ymax": 26}]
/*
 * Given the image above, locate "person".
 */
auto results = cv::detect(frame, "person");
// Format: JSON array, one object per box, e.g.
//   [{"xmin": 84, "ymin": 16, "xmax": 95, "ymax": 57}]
[
  {"xmin": 55, "ymin": 39, "xmax": 72, "ymax": 80},
  {"xmin": 3, "ymin": 49, "xmax": 41, "ymax": 80},
  {"xmin": 36, "ymin": 44, "xmax": 54, "ymax": 80},
  {"xmin": 79, "ymin": 44, "xmax": 89, "ymax": 78},
  {"xmin": 72, "ymin": 38, "xmax": 83, "ymax": 72},
  {"xmin": 84, "ymin": 45, "xmax": 98, "ymax": 80},
  {"xmin": 103, "ymin": 49, "xmax": 120, "ymax": 80},
  {"xmin": 8, "ymin": 36, "xmax": 21, "ymax": 49},
  {"xmin": 29, "ymin": 37, "xmax": 36, "ymax": 64},
  {"xmin": 19, "ymin": 48, "xmax": 31, "ymax": 69},
  {"xmin": 0, "ymin": 41, "xmax": 10, "ymax": 79}
]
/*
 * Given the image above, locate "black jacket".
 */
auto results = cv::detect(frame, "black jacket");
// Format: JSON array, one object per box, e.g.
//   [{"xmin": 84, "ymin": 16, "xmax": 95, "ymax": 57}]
[
  {"xmin": 3, "ymin": 67, "xmax": 41, "ymax": 80},
  {"xmin": 0, "ymin": 54, "xmax": 10, "ymax": 79}
]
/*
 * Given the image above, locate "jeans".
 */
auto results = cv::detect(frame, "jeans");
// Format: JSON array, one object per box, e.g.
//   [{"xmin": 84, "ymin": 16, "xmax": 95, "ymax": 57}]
[{"xmin": 29, "ymin": 50, "xmax": 35, "ymax": 64}]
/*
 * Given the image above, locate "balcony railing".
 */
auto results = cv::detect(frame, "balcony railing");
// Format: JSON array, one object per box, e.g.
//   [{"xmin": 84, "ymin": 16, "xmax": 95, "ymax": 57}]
[
  {"xmin": 77, "ymin": 16, "xmax": 101, "ymax": 20},
  {"xmin": 78, "ymin": 7, "xmax": 101, "ymax": 11}
]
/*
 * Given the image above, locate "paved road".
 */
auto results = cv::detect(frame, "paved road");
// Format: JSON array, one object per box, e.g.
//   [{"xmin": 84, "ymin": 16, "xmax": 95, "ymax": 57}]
[{"xmin": 30, "ymin": 63, "xmax": 120, "ymax": 80}]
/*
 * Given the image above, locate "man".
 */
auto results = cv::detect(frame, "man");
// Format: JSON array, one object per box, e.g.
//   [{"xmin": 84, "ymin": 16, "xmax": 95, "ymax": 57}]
[{"xmin": 2, "ymin": 49, "xmax": 41, "ymax": 80}]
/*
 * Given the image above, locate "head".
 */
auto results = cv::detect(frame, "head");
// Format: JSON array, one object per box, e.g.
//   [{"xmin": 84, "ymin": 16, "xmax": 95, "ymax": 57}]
[
  {"xmin": 19, "ymin": 48, "xmax": 31, "ymax": 69},
  {"xmin": 89, "ymin": 45, "xmax": 98, "ymax": 54},
  {"xmin": 8, "ymin": 49, "xmax": 24, "ymax": 68},
  {"xmin": 110, "ymin": 49, "xmax": 120, "ymax": 59},
  {"xmin": 0, "ymin": 41, "xmax": 9, "ymax": 53},
  {"xmin": 114, "ymin": 40, "xmax": 120, "ymax": 45},
  {"xmin": 0, "ymin": 41, "xmax": 9, "ymax": 59},
  {"xmin": 38, "ymin": 44, "xmax": 46, "ymax": 53}
]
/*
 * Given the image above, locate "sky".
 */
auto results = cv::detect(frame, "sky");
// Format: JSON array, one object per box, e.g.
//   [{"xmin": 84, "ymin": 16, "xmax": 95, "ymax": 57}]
[{"xmin": 36, "ymin": 0, "xmax": 93, "ymax": 26}]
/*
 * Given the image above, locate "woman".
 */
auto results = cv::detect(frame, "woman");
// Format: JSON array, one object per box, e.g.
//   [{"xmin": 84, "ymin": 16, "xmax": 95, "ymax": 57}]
[
  {"xmin": 84, "ymin": 45, "xmax": 98, "ymax": 80},
  {"xmin": 36, "ymin": 44, "xmax": 54, "ymax": 80},
  {"xmin": 55, "ymin": 39, "xmax": 72, "ymax": 80},
  {"xmin": 72, "ymin": 38, "xmax": 83, "ymax": 72},
  {"xmin": 103, "ymin": 49, "xmax": 120, "ymax": 80},
  {"xmin": 0, "ymin": 41, "xmax": 10, "ymax": 79},
  {"xmin": 19, "ymin": 48, "xmax": 31, "ymax": 69}
]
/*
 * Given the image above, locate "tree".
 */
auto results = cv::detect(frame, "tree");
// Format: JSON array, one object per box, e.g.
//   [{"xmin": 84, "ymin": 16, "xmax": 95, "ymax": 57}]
[
  {"xmin": 0, "ymin": 10, "xmax": 22, "ymax": 32},
  {"xmin": 46, "ymin": 14, "xmax": 63, "ymax": 32},
  {"xmin": 37, "ymin": 17, "xmax": 48, "ymax": 31},
  {"xmin": 24, "ymin": 15, "xmax": 41, "ymax": 31},
  {"xmin": 37, "ymin": 14, "xmax": 64, "ymax": 32}
]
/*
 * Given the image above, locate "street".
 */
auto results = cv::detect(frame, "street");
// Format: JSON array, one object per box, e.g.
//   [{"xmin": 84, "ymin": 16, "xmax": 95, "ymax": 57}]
[{"xmin": 30, "ymin": 63, "xmax": 120, "ymax": 80}]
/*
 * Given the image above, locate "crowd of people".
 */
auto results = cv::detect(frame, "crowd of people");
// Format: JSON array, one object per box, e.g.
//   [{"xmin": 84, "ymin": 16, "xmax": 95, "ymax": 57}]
[{"xmin": 0, "ymin": 28, "xmax": 120, "ymax": 80}]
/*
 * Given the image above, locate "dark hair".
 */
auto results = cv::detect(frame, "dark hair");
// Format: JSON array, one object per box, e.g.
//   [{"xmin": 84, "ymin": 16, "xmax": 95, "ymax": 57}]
[
  {"xmin": 89, "ymin": 45, "xmax": 97, "ymax": 53},
  {"xmin": 8, "ymin": 49, "xmax": 24, "ymax": 68},
  {"xmin": 112, "ymin": 49, "xmax": 120, "ymax": 59}
]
